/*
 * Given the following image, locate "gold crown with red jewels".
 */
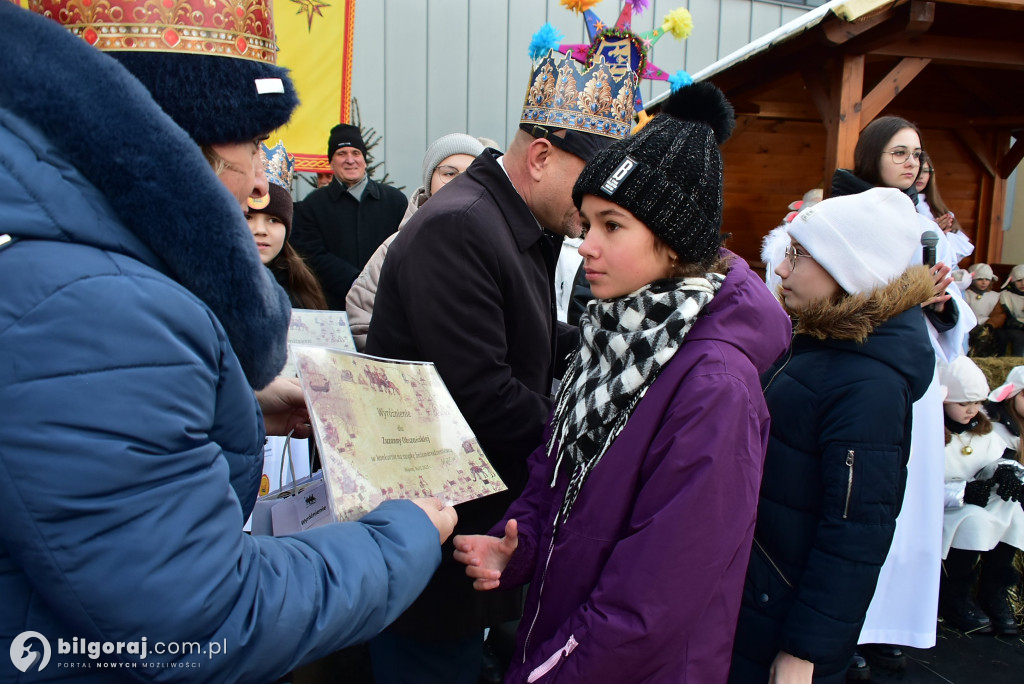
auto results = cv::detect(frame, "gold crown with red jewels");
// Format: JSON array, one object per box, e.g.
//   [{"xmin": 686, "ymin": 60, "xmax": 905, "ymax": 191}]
[{"xmin": 28, "ymin": 0, "xmax": 279, "ymax": 64}]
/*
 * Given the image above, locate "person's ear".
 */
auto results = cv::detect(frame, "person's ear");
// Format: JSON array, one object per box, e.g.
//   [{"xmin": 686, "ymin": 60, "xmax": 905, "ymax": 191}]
[{"xmin": 526, "ymin": 138, "xmax": 553, "ymax": 182}]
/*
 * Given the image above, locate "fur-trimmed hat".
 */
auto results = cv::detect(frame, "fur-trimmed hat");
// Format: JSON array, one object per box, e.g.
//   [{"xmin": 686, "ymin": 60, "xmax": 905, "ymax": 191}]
[
  {"xmin": 571, "ymin": 81, "xmax": 735, "ymax": 265},
  {"xmin": 328, "ymin": 124, "xmax": 368, "ymax": 160},
  {"xmin": 31, "ymin": 0, "xmax": 299, "ymax": 146},
  {"xmin": 421, "ymin": 134, "xmax": 485, "ymax": 197},
  {"xmin": 940, "ymin": 356, "xmax": 990, "ymax": 403},
  {"xmin": 787, "ymin": 187, "xmax": 921, "ymax": 296}
]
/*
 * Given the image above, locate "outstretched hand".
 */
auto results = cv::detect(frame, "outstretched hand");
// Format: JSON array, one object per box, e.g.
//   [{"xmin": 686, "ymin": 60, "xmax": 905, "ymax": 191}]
[
  {"xmin": 453, "ymin": 519, "xmax": 519, "ymax": 591},
  {"xmin": 922, "ymin": 263, "xmax": 953, "ymax": 310}
]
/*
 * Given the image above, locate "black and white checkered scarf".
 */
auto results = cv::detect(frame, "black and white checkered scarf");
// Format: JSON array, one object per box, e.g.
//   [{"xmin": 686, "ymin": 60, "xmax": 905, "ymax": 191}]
[{"xmin": 547, "ymin": 274, "xmax": 725, "ymax": 529}]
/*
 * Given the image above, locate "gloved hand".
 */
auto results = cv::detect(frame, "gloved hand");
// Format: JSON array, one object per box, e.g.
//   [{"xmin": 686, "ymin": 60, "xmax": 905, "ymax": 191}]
[
  {"xmin": 965, "ymin": 478, "xmax": 994, "ymax": 507},
  {"xmin": 991, "ymin": 464, "xmax": 1023, "ymax": 502}
]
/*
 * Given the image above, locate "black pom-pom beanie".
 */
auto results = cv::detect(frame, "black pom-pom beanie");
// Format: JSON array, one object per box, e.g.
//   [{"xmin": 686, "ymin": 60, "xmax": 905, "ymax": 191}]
[{"xmin": 572, "ymin": 81, "xmax": 736, "ymax": 266}]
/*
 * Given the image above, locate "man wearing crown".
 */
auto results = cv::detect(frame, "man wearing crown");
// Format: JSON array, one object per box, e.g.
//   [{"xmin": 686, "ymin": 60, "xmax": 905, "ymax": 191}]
[
  {"xmin": 0, "ymin": 1, "xmax": 456, "ymax": 679},
  {"xmin": 365, "ymin": 51, "xmax": 636, "ymax": 683}
]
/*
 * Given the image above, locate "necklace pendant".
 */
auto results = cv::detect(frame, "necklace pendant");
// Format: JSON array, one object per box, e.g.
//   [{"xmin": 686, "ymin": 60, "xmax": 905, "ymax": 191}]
[{"xmin": 962, "ymin": 445, "xmax": 974, "ymax": 455}]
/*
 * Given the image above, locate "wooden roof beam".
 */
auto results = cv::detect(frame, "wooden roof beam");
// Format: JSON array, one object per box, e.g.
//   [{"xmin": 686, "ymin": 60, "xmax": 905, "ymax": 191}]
[
  {"xmin": 872, "ymin": 36, "xmax": 1024, "ymax": 68},
  {"xmin": 956, "ymin": 128, "xmax": 998, "ymax": 176},
  {"xmin": 829, "ymin": 1, "xmax": 935, "ymax": 55},
  {"xmin": 822, "ymin": 6, "xmax": 897, "ymax": 45},
  {"xmin": 860, "ymin": 57, "xmax": 932, "ymax": 126},
  {"xmin": 998, "ymin": 137, "xmax": 1024, "ymax": 179}
]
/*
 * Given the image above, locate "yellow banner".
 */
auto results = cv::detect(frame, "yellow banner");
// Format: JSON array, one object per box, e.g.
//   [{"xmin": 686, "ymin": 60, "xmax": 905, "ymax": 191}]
[{"xmin": 272, "ymin": 0, "xmax": 355, "ymax": 173}]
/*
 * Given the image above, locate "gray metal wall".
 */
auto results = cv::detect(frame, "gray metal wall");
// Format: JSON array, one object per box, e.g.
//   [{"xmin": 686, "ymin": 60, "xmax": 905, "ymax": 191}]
[{"xmin": 315, "ymin": 0, "xmax": 811, "ymax": 196}]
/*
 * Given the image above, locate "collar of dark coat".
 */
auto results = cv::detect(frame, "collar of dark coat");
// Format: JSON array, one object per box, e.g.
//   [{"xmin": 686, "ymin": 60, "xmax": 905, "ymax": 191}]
[
  {"xmin": 326, "ymin": 175, "xmax": 379, "ymax": 202},
  {"xmin": 466, "ymin": 149, "xmax": 547, "ymax": 254},
  {"xmin": 0, "ymin": 4, "xmax": 289, "ymax": 389},
  {"xmin": 790, "ymin": 266, "xmax": 935, "ymax": 343},
  {"xmin": 831, "ymin": 167, "xmax": 919, "ymax": 204}
]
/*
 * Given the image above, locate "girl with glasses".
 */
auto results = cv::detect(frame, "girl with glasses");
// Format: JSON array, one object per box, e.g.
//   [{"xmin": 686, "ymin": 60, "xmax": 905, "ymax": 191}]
[
  {"xmin": 828, "ymin": 116, "xmax": 976, "ymax": 677},
  {"xmin": 731, "ymin": 188, "xmax": 935, "ymax": 684}
]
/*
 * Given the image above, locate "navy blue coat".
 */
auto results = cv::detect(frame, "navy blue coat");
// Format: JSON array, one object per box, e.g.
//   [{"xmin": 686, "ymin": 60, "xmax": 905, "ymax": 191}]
[
  {"xmin": 730, "ymin": 271, "xmax": 935, "ymax": 683},
  {"xmin": 0, "ymin": 7, "xmax": 440, "ymax": 681}
]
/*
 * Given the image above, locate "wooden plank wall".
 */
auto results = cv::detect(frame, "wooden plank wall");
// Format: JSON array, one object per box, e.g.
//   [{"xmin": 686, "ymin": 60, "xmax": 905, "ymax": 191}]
[
  {"xmin": 720, "ymin": 120, "xmax": 986, "ymax": 267},
  {"xmin": 338, "ymin": 0, "xmax": 810, "ymax": 197}
]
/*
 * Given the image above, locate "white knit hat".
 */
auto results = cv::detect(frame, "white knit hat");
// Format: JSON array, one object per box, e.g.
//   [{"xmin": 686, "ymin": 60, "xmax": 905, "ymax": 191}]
[
  {"xmin": 939, "ymin": 356, "xmax": 990, "ymax": 403},
  {"xmin": 989, "ymin": 366, "xmax": 1024, "ymax": 403},
  {"xmin": 421, "ymin": 133, "xmax": 485, "ymax": 198},
  {"xmin": 786, "ymin": 187, "xmax": 921, "ymax": 295},
  {"xmin": 968, "ymin": 262, "xmax": 995, "ymax": 280}
]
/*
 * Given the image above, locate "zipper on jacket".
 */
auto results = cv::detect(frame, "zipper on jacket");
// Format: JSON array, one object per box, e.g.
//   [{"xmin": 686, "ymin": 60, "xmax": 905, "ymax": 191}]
[
  {"xmin": 843, "ymin": 450, "xmax": 855, "ymax": 519},
  {"xmin": 761, "ymin": 333, "xmax": 795, "ymax": 394},
  {"xmin": 752, "ymin": 537, "xmax": 792, "ymax": 588},
  {"xmin": 523, "ymin": 536, "xmax": 557, "ymax": 664}
]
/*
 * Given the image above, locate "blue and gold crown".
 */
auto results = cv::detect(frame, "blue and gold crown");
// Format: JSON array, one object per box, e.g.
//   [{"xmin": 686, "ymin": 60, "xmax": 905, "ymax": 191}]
[
  {"xmin": 520, "ymin": 49, "xmax": 637, "ymax": 141},
  {"xmin": 261, "ymin": 140, "xmax": 294, "ymax": 191}
]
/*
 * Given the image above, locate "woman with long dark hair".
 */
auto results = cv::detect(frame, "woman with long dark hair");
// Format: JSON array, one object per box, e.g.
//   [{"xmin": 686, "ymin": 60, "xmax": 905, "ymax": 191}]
[{"xmin": 831, "ymin": 116, "xmax": 975, "ymax": 676}]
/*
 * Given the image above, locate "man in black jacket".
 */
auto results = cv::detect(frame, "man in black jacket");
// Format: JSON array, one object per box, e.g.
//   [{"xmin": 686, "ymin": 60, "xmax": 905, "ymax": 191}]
[
  {"xmin": 291, "ymin": 124, "xmax": 406, "ymax": 309},
  {"xmin": 365, "ymin": 50, "xmax": 635, "ymax": 684}
]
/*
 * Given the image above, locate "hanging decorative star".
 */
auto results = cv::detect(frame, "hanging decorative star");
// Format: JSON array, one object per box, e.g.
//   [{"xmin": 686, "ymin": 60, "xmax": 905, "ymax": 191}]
[
  {"xmin": 291, "ymin": 0, "xmax": 330, "ymax": 31},
  {"xmin": 554, "ymin": 0, "xmax": 693, "ymax": 112}
]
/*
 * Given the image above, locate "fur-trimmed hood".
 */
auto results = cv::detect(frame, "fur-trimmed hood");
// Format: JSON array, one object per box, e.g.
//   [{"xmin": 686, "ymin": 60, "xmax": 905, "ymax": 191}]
[
  {"xmin": 790, "ymin": 265, "xmax": 934, "ymax": 342},
  {"xmin": 787, "ymin": 265, "xmax": 936, "ymax": 403},
  {"xmin": 0, "ymin": 4, "xmax": 289, "ymax": 389}
]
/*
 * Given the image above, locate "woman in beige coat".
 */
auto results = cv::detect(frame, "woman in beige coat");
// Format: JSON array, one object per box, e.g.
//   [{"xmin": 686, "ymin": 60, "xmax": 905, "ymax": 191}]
[{"xmin": 347, "ymin": 133, "xmax": 484, "ymax": 349}]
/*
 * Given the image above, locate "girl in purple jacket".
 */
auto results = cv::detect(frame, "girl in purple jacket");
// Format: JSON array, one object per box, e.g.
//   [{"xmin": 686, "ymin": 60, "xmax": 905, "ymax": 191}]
[{"xmin": 454, "ymin": 83, "xmax": 792, "ymax": 683}]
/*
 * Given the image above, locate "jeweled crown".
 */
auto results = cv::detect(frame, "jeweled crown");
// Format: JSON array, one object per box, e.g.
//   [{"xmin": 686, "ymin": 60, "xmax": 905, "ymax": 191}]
[
  {"xmin": 261, "ymin": 140, "xmax": 294, "ymax": 190},
  {"xmin": 28, "ymin": 0, "xmax": 279, "ymax": 65},
  {"xmin": 520, "ymin": 50, "xmax": 637, "ymax": 141}
]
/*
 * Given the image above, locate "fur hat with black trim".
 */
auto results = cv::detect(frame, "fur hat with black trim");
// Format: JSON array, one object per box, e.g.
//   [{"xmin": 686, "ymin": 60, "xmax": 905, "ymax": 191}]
[
  {"xmin": 571, "ymin": 81, "xmax": 735, "ymax": 266},
  {"xmin": 31, "ymin": 0, "xmax": 299, "ymax": 145}
]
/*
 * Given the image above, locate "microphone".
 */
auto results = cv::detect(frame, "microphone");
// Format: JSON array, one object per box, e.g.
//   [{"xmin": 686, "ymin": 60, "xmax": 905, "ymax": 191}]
[{"xmin": 921, "ymin": 231, "xmax": 939, "ymax": 268}]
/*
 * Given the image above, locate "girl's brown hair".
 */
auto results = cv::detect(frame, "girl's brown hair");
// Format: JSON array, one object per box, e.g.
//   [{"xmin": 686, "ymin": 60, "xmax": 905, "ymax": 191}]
[
  {"xmin": 943, "ymin": 408, "xmax": 993, "ymax": 445},
  {"xmin": 918, "ymin": 151, "xmax": 961, "ymax": 232},
  {"xmin": 268, "ymin": 243, "xmax": 328, "ymax": 311},
  {"xmin": 853, "ymin": 116, "xmax": 922, "ymax": 188}
]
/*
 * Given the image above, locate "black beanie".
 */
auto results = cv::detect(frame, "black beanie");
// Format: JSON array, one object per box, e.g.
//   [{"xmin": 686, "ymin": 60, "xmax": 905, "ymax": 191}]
[
  {"xmin": 572, "ymin": 82, "xmax": 736, "ymax": 266},
  {"xmin": 247, "ymin": 184, "xmax": 293, "ymax": 237},
  {"xmin": 328, "ymin": 123, "xmax": 368, "ymax": 159}
]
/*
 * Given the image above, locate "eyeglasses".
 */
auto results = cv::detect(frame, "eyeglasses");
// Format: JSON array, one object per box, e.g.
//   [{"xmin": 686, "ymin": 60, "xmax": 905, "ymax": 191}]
[
  {"xmin": 434, "ymin": 165, "xmax": 463, "ymax": 185},
  {"xmin": 784, "ymin": 245, "xmax": 812, "ymax": 269},
  {"xmin": 883, "ymin": 148, "xmax": 922, "ymax": 165},
  {"xmin": 919, "ymin": 167, "xmax": 933, "ymax": 175}
]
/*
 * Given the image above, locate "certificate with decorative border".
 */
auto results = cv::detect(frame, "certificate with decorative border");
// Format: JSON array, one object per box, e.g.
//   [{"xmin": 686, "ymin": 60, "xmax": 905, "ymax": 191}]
[{"xmin": 293, "ymin": 345, "xmax": 506, "ymax": 522}]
